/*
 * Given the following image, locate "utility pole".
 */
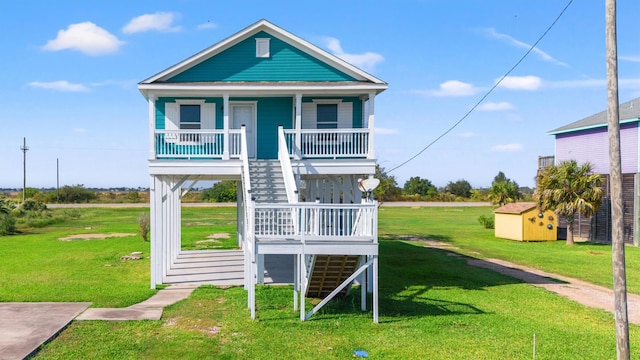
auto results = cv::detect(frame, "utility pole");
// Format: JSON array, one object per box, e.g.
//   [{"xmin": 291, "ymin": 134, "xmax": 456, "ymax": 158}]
[
  {"xmin": 57, "ymin": 158, "xmax": 60, "ymax": 202},
  {"xmin": 20, "ymin": 137, "xmax": 28, "ymax": 203},
  {"xmin": 605, "ymin": 0, "xmax": 630, "ymax": 359}
]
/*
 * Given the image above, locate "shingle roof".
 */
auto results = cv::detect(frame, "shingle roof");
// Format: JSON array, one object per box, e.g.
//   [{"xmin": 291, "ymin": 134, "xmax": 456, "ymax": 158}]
[
  {"xmin": 548, "ymin": 97, "xmax": 640, "ymax": 135},
  {"xmin": 494, "ymin": 202, "xmax": 537, "ymax": 215}
]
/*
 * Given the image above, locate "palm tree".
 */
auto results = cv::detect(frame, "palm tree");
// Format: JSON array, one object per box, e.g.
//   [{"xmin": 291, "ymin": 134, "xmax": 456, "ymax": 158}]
[
  {"xmin": 489, "ymin": 172, "xmax": 520, "ymax": 206},
  {"xmin": 534, "ymin": 160, "xmax": 604, "ymax": 245}
]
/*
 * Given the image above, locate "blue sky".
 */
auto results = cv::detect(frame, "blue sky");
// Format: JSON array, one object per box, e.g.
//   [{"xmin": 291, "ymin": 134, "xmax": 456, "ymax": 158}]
[{"xmin": 1, "ymin": 0, "xmax": 639, "ymax": 189}]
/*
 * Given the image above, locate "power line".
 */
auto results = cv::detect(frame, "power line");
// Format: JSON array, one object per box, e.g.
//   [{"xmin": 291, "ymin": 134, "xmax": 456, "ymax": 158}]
[{"xmin": 387, "ymin": 0, "xmax": 574, "ymax": 174}]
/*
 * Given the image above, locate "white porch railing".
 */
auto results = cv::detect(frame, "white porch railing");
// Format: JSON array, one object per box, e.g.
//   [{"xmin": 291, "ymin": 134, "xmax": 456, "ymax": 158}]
[
  {"xmin": 154, "ymin": 128, "xmax": 371, "ymax": 160},
  {"xmin": 153, "ymin": 129, "xmax": 242, "ymax": 159},
  {"xmin": 253, "ymin": 202, "xmax": 378, "ymax": 241},
  {"xmin": 278, "ymin": 126, "xmax": 299, "ymax": 204},
  {"xmin": 283, "ymin": 129, "xmax": 370, "ymax": 159}
]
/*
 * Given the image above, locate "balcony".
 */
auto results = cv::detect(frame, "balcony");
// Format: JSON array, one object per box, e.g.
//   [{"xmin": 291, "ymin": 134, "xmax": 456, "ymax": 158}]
[{"xmin": 151, "ymin": 128, "xmax": 372, "ymax": 160}]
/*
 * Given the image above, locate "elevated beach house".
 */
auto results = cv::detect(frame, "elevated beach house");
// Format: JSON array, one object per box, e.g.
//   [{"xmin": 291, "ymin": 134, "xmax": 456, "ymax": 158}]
[{"xmin": 138, "ymin": 20, "xmax": 387, "ymax": 321}]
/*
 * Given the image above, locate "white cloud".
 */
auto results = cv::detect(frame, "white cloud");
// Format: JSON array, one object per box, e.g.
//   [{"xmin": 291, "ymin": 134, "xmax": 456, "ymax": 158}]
[
  {"xmin": 28, "ymin": 80, "xmax": 90, "ymax": 92},
  {"xmin": 477, "ymin": 101, "xmax": 515, "ymax": 111},
  {"xmin": 620, "ymin": 55, "xmax": 640, "ymax": 62},
  {"xmin": 197, "ymin": 22, "xmax": 218, "ymax": 31},
  {"xmin": 123, "ymin": 12, "xmax": 182, "ymax": 34},
  {"xmin": 491, "ymin": 143, "xmax": 523, "ymax": 152},
  {"xmin": 322, "ymin": 37, "xmax": 383, "ymax": 71},
  {"xmin": 416, "ymin": 80, "xmax": 478, "ymax": 97},
  {"xmin": 459, "ymin": 132, "xmax": 477, "ymax": 138},
  {"xmin": 498, "ymin": 75, "xmax": 542, "ymax": 90},
  {"xmin": 90, "ymin": 79, "xmax": 137, "ymax": 89},
  {"xmin": 482, "ymin": 28, "xmax": 567, "ymax": 67},
  {"xmin": 375, "ymin": 127, "xmax": 399, "ymax": 135},
  {"xmin": 43, "ymin": 22, "xmax": 124, "ymax": 55}
]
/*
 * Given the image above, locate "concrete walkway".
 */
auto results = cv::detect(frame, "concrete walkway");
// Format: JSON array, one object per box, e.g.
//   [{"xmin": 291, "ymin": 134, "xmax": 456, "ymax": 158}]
[
  {"xmin": 76, "ymin": 285, "xmax": 197, "ymax": 321},
  {"xmin": 0, "ymin": 302, "xmax": 91, "ymax": 360},
  {"xmin": 0, "ymin": 286, "xmax": 196, "ymax": 360}
]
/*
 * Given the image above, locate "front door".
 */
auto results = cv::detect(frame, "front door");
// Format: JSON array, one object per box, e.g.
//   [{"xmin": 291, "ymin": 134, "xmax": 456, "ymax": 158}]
[{"xmin": 231, "ymin": 103, "xmax": 256, "ymax": 158}]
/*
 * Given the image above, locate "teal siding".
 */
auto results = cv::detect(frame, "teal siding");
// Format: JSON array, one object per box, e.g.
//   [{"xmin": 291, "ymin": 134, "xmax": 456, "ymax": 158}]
[
  {"xmin": 155, "ymin": 97, "xmax": 223, "ymax": 129},
  {"xmin": 167, "ymin": 32, "xmax": 357, "ymax": 82}
]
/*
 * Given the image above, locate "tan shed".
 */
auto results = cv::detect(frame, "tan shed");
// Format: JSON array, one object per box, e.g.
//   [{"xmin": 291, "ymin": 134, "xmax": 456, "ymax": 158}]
[{"xmin": 494, "ymin": 202, "xmax": 557, "ymax": 241}]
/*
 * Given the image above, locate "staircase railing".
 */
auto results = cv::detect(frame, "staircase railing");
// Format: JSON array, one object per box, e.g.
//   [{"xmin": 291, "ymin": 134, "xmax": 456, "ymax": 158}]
[
  {"xmin": 240, "ymin": 126, "xmax": 256, "ymax": 317},
  {"xmin": 253, "ymin": 202, "xmax": 377, "ymax": 241},
  {"xmin": 277, "ymin": 126, "xmax": 298, "ymax": 204}
]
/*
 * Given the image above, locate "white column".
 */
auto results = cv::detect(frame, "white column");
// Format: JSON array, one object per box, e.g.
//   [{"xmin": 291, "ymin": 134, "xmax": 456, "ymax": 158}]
[
  {"xmin": 148, "ymin": 94, "xmax": 156, "ymax": 160},
  {"xmin": 149, "ymin": 175, "xmax": 158, "ymax": 289},
  {"xmin": 373, "ymin": 255, "xmax": 379, "ymax": 324},
  {"xmin": 295, "ymin": 93, "xmax": 302, "ymax": 160},
  {"xmin": 223, "ymin": 94, "xmax": 230, "ymax": 160},
  {"xmin": 367, "ymin": 92, "xmax": 375, "ymax": 160}
]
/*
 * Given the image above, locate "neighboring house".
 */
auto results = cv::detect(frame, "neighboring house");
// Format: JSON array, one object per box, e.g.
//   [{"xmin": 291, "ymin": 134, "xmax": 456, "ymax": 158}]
[
  {"xmin": 138, "ymin": 20, "xmax": 387, "ymax": 321},
  {"xmin": 546, "ymin": 97, "xmax": 640, "ymax": 245},
  {"xmin": 494, "ymin": 203, "xmax": 557, "ymax": 242}
]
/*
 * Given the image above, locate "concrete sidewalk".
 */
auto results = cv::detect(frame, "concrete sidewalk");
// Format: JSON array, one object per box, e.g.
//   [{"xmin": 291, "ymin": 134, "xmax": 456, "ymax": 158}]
[
  {"xmin": 76, "ymin": 284, "xmax": 197, "ymax": 321},
  {"xmin": 0, "ymin": 302, "xmax": 91, "ymax": 360},
  {"xmin": 0, "ymin": 285, "xmax": 197, "ymax": 360}
]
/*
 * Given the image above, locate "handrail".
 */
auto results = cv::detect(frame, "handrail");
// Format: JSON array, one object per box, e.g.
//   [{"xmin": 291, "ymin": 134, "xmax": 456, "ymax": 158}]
[
  {"xmin": 282, "ymin": 128, "xmax": 370, "ymax": 158},
  {"xmin": 278, "ymin": 126, "xmax": 298, "ymax": 204},
  {"xmin": 240, "ymin": 126, "xmax": 252, "ymax": 198},
  {"xmin": 253, "ymin": 202, "xmax": 378, "ymax": 240}
]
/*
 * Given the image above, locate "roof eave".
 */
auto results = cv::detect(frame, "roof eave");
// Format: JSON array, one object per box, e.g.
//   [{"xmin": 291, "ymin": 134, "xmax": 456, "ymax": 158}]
[{"xmin": 548, "ymin": 117, "xmax": 640, "ymax": 135}]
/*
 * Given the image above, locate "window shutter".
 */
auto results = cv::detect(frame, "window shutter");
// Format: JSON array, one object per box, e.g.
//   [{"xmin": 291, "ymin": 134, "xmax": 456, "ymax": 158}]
[
  {"xmin": 165, "ymin": 103, "xmax": 179, "ymax": 130},
  {"xmin": 164, "ymin": 102, "xmax": 179, "ymax": 143},
  {"xmin": 201, "ymin": 103, "xmax": 216, "ymax": 129},
  {"xmin": 338, "ymin": 102, "xmax": 352, "ymax": 129},
  {"xmin": 301, "ymin": 103, "xmax": 315, "ymax": 129}
]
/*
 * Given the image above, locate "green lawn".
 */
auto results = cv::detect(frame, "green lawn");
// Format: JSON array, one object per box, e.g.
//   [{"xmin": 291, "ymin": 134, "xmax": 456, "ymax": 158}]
[
  {"xmin": 378, "ymin": 206, "xmax": 640, "ymax": 294},
  {"xmin": 1, "ymin": 205, "xmax": 638, "ymax": 358}
]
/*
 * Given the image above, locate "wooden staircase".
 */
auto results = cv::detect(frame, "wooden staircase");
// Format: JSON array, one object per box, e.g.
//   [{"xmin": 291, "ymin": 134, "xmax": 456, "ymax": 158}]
[{"xmin": 306, "ymin": 255, "xmax": 361, "ymax": 298}]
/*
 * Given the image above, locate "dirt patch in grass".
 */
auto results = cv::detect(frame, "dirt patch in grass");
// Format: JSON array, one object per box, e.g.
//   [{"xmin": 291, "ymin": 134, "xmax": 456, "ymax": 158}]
[
  {"xmin": 58, "ymin": 233, "xmax": 136, "ymax": 241},
  {"xmin": 196, "ymin": 233, "xmax": 230, "ymax": 245},
  {"xmin": 164, "ymin": 317, "xmax": 220, "ymax": 337}
]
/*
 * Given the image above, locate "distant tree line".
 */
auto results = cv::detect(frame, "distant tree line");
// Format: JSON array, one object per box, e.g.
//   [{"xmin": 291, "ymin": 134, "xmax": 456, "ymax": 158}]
[
  {"xmin": 373, "ymin": 165, "xmax": 531, "ymax": 203},
  {"xmin": 0, "ymin": 168, "xmax": 534, "ymax": 204}
]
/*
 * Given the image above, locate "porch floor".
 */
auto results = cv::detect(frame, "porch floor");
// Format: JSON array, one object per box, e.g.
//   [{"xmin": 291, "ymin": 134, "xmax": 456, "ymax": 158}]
[{"xmin": 163, "ymin": 250, "xmax": 294, "ymax": 286}]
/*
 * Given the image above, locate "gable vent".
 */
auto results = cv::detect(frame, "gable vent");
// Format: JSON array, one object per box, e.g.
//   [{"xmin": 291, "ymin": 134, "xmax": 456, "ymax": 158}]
[{"xmin": 256, "ymin": 38, "xmax": 270, "ymax": 58}]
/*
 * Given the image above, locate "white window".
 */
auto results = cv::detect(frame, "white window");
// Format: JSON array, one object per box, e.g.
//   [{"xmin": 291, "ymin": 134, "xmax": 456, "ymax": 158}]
[
  {"xmin": 301, "ymin": 100, "xmax": 352, "ymax": 129},
  {"xmin": 256, "ymin": 38, "xmax": 270, "ymax": 58},
  {"xmin": 164, "ymin": 100, "xmax": 216, "ymax": 142}
]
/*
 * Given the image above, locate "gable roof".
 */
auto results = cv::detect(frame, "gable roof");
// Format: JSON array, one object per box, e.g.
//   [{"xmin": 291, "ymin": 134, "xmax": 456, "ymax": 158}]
[
  {"xmin": 139, "ymin": 19, "xmax": 386, "ymax": 86},
  {"xmin": 549, "ymin": 97, "xmax": 640, "ymax": 135},
  {"xmin": 494, "ymin": 202, "xmax": 537, "ymax": 215}
]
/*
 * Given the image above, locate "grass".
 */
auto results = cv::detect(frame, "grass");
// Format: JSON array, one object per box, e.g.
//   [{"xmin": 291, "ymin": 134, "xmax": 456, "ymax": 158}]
[
  {"xmin": 36, "ymin": 240, "xmax": 639, "ymax": 359},
  {"xmin": 0, "ymin": 205, "xmax": 638, "ymax": 358},
  {"xmin": 0, "ymin": 207, "xmax": 238, "ymax": 307},
  {"xmin": 378, "ymin": 206, "xmax": 640, "ymax": 294}
]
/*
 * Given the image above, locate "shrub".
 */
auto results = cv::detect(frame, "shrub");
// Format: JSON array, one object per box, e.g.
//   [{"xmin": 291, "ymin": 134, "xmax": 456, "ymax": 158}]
[
  {"xmin": 138, "ymin": 213, "xmax": 150, "ymax": 242},
  {"xmin": 201, "ymin": 181, "xmax": 237, "ymax": 202},
  {"xmin": 0, "ymin": 213, "xmax": 16, "ymax": 235},
  {"xmin": 478, "ymin": 215, "xmax": 495, "ymax": 229},
  {"xmin": 127, "ymin": 191, "xmax": 140, "ymax": 203},
  {"xmin": 21, "ymin": 199, "xmax": 47, "ymax": 211}
]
